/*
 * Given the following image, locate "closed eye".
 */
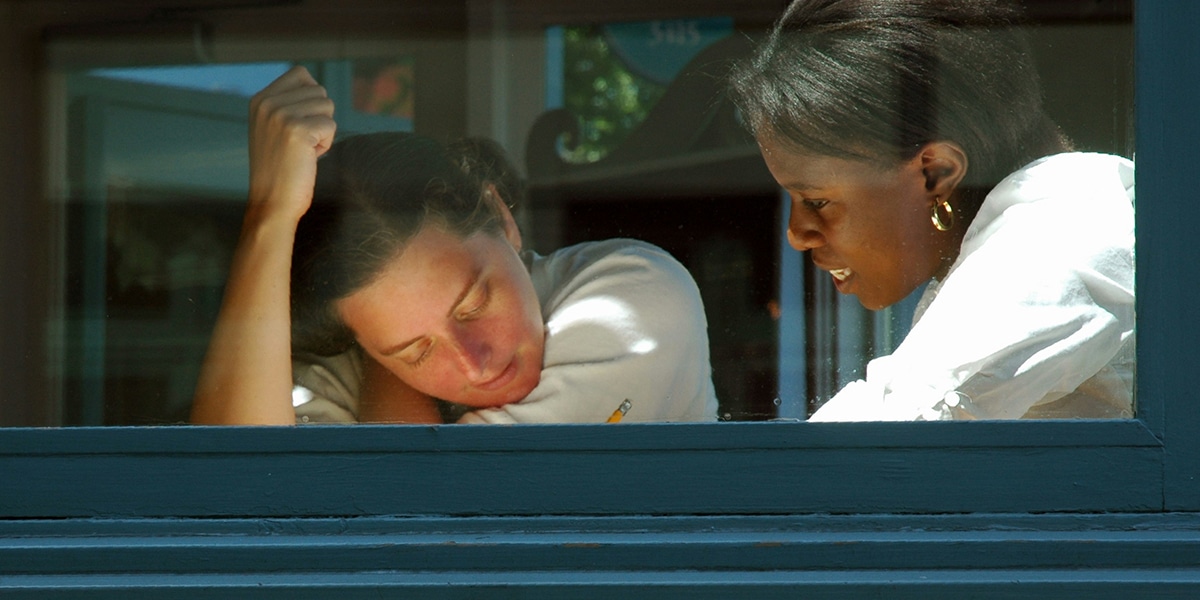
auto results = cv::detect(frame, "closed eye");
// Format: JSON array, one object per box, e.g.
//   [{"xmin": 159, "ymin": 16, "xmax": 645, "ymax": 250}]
[
  {"xmin": 455, "ymin": 282, "xmax": 490, "ymax": 320},
  {"xmin": 403, "ymin": 339, "xmax": 434, "ymax": 367}
]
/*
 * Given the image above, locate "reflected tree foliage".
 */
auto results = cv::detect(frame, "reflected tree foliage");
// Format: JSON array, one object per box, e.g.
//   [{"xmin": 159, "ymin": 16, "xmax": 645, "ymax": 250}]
[{"xmin": 562, "ymin": 26, "xmax": 666, "ymax": 164}]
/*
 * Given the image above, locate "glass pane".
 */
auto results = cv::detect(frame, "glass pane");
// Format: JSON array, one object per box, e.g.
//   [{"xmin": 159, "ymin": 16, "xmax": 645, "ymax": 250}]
[
  {"xmin": 90, "ymin": 63, "xmax": 292, "ymax": 96},
  {"xmin": 555, "ymin": 18, "xmax": 733, "ymax": 163},
  {"xmin": 11, "ymin": 0, "xmax": 1133, "ymax": 426},
  {"xmin": 351, "ymin": 57, "xmax": 415, "ymax": 120},
  {"xmin": 532, "ymin": 4, "xmax": 1135, "ymax": 422},
  {"xmin": 41, "ymin": 49, "xmax": 418, "ymax": 425}
]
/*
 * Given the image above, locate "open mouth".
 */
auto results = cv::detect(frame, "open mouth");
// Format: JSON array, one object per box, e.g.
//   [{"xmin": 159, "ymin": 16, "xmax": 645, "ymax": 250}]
[{"xmin": 829, "ymin": 268, "xmax": 853, "ymax": 282}]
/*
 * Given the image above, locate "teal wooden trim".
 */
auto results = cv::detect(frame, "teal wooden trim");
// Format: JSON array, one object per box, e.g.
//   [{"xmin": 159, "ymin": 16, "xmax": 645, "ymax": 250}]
[
  {"xmin": 0, "ymin": 433, "xmax": 1164, "ymax": 517},
  {"xmin": 6, "ymin": 513, "xmax": 1200, "ymax": 573},
  {"xmin": 0, "ymin": 2, "xmax": 1194, "ymax": 596},
  {"xmin": 0, "ymin": 0, "xmax": 1190, "ymax": 531},
  {"xmin": 1138, "ymin": 0, "xmax": 1200, "ymax": 511},
  {"xmin": 0, "ymin": 420, "xmax": 1166, "ymax": 517},
  {"xmin": 0, "ymin": 419, "xmax": 1162, "ymax": 454},
  {"xmin": 2, "ymin": 514, "xmax": 1199, "ymax": 597},
  {"xmin": 3, "ymin": 574, "xmax": 1196, "ymax": 600}
]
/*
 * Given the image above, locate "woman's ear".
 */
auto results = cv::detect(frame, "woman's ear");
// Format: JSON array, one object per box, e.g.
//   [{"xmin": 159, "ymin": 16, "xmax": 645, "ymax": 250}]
[
  {"xmin": 485, "ymin": 183, "xmax": 523, "ymax": 252},
  {"xmin": 918, "ymin": 141, "xmax": 969, "ymax": 198}
]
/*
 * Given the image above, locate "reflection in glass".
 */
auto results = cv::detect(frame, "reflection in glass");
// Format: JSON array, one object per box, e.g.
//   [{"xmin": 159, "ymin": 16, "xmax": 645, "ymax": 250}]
[
  {"xmin": 351, "ymin": 57, "xmax": 415, "ymax": 120},
  {"xmin": 23, "ymin": 0, "xmax": 1133, "ymax": 426},
  {"xmin": 89, "ymin": 63, "xmax": 291, "ymax": 97},
  {"xmin": 727, "ymin": 0, "xmax": 1135, "ymax": 421},
  {"xmin": 52, "ymin": 56, "xmax": 415, "ymax": 425},
  {"xmin": 554, "ymin": 18, "xmax": 732, "ymax": 164}
]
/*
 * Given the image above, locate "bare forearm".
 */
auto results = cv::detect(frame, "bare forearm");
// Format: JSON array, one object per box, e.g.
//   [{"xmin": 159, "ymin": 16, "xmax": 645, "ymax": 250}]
[
  {"xmin": 190, "ymin": 209, "xmax": 300, "ymax": 425},
  {"xmin": 190, "ymin": 65, "xmax": 335, "ymax": 425}
]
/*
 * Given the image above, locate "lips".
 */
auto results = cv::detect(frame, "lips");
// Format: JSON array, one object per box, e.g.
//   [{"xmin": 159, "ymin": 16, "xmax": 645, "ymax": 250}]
[{"xmin": 475, "ymin": 359, "xmax": 518, "ymax": 392}]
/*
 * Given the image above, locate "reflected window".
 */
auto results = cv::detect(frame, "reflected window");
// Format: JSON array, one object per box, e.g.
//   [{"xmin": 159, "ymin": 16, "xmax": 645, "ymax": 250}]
[
  {"xmin": 551, "ymin": 17, "xmax": 732, "ymax": 163},
  {"xmin": 90, "ymin": 62, "xmax": 292, "ymax": 96},
  {"xmin": 50, "ymin": 53, "xmax": 417, "ymax": 425},
  {"xmin": 351, "ymin": 57, "xmax": 416, "ymax": 120}
]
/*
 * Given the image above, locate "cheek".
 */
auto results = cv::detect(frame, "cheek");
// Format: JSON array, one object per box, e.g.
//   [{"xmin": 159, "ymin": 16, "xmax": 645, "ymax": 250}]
[
  {"xmin": 496, "ymin": 275, "xmax": 545, "ymax": 340},
  {"xmin": 389, "ymin": 359, "xmax": 449, "ymax": 390},
  {"xmin": 860, "ymin": 193, "xmax": 927, "ymax": 255},
  {"xmin": 491, "ymin": 296, "xmax": 543, "ymax": 349}
]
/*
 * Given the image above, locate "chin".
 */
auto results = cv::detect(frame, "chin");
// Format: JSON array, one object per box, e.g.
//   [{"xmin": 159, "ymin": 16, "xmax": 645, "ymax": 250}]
[
  {"xmin": 503, "ymin": 369, "xmax": 541, "ymax": 404},
  {"xmin": 855, "ymin": 289, "xmax": 907, "ymax": 311},
  {"xmin": 459, "ymin": 369, "xmax": 541, "ymax": 409},
  {"xmin": 454, "ymin": 343, "xmax": 545, "ymax": 409},
  {"xmin": 857, "ymin": 297, "xmax": 890, "ymax": 311}
]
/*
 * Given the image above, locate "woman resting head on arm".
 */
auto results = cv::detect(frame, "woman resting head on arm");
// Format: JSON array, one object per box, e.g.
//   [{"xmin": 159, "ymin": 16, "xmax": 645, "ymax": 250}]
[
  {"xmin": 193, "ymin": 67, "xmax": 719, "ymax": 425},
  {"xmin": 290, "ymin": 131, "xmax": 546, "ymax": 416},
  {"xmin": 729, "ymin": 0, "xmax": 1135, "ymax": 420}
]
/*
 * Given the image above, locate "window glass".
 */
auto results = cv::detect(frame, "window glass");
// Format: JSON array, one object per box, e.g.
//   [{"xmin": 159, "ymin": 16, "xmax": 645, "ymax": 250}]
[
  {"xmin": 89, "ymin": 63, "xmax": 292, "ymax": 96},
  {"xmin": 553, "ymin": 17, "xmax": 732, "ymax": 163},
  {"xmin": 351, "ymin": 57, "xmax": 416, "ymax": 120},
  {"xmin": 44, "ymin": 52, "xmax": 418, "ymax": 425},
  {"xmin": 14, "ymin": 0, "xmax": 1133, "ymax": 426},
  {"xmin": 532, "ymin": 5, "xmax": 1134, "ymax": 423}
]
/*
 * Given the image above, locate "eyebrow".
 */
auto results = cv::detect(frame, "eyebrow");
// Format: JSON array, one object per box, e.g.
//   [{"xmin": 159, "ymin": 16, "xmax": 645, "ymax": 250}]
[
  {"xmin": 447, "ymin": 269, "xmax": 484, "ymax": 318},
  {"xmin": 780, "ymin": 180, "xmax": 821, "ymax": 193},
  {"xmin": 377, "ymin": 270, "xmax": 483, "ymax": 358}
]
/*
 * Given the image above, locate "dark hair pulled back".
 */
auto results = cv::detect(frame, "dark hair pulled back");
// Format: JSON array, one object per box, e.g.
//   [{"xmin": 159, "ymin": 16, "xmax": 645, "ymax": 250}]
[{"xmin": 729, "ymin": 0, "xmax": 1070, "ymax": 198}]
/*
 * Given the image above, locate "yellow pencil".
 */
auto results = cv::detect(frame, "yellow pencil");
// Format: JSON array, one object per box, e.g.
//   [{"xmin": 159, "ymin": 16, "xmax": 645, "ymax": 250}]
[{"xmin": 606, "ymin": 399, "xmax": 633, "ymax": 423}]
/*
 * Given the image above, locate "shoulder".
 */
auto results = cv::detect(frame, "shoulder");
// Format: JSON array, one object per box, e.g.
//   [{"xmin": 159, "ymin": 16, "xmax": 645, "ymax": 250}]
[
  {"xmin": 966, "ymin": 153, "xmax": 1134, "ymax": 257},
  {"xmin": 978, "ymin": 153, "xmax": 1134, "ymax": 225},
  {"xmin": 1013, "ymin": 152, "xmax": 1133, "ymax": 201},
  {"xmin": 929, "ymin": 154, "xmax": 1134, "ymax": 323},
  {"xmin": 534, "ymin": 238, "xmax": 688, "ymax": 277},
  {"xmin": 503, "ymin": 239, "xmax": 716, "ymax": 424},
  {"xmin": 291, "ymin": 350, "xmax": 362, "ymax": 423},
  {"xmin": 530, "ymin": 238, "xmax": 699, "ymax": 309}
]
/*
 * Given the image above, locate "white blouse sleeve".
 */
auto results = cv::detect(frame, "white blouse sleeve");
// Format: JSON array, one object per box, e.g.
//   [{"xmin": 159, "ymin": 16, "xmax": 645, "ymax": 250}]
[
  {"xmin": 291, "ymin": 351, "xmax": 362, "ymax": 424},
  {"xmin": 812, "ymin": 154, "xmax": 1135, "ymax": 421}
]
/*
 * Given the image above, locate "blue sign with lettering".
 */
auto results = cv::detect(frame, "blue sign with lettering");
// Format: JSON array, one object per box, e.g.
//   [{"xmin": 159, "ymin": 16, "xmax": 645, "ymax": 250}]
[{"xmin": 603, "ymin": 17, "xmax": 734, "ymax": 84}]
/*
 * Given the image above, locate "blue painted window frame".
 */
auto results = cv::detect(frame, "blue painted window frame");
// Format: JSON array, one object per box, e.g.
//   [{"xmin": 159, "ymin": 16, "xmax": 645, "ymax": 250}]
[{"xmin": 1, "ymin": 1, "xmax": 1195, "ymax": 522}]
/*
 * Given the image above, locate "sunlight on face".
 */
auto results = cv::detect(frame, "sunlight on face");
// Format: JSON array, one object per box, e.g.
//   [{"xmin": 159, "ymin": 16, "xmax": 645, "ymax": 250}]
[
  {"xmin": 336, "ymin": 226, "xmax": 546, "ymax": 408},
  {"xmin": 758, "ymin": 137, "xmax": 957, "ymax": 310}
]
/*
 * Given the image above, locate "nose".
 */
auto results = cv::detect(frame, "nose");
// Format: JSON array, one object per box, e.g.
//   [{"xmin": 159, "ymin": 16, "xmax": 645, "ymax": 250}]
[
  {"xmin": 787, "ymin": 203, "xmax": 826, "ymax": 251},
  {"xmin": 450, "ymin": 326, "xmax": 493, "ymax": 381}
]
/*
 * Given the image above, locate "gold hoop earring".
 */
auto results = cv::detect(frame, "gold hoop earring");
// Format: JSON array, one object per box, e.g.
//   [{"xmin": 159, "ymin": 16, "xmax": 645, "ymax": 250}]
[{"xmin": 931, "ymin": 197, "xmax": 955, "ymax": 232}]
